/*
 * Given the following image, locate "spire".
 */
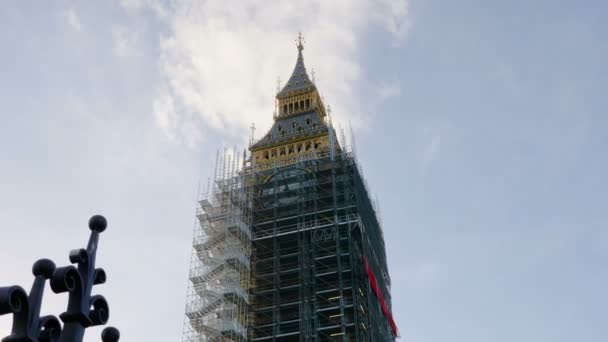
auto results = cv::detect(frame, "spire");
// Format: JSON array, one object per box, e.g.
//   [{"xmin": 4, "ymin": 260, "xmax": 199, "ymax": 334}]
[
  {"xmin": 296, "ymin": 31, "xmax": 304, "ymax": 52},
  {"xmin": 277, "ymin": 32, "xmax": 315, "ymax": 98}
]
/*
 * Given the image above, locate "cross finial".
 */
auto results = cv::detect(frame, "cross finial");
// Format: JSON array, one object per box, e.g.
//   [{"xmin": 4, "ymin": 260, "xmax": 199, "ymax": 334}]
[{"xmin": 296, "ymin": 32, "xmax": 305, "ymax": 51}]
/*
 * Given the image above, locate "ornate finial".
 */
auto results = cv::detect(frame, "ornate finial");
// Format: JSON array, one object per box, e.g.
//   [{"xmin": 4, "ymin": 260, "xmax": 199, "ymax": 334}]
[
  {"xmin": 102, "ymin": 326, "xmax": 120, "ymax": 342},
  {"xmin": 276, "ymin": 77, "xmax": 281, "ymax": 93},
  {"xmin": 311, "ymin": 68, "xmax": 316, "ymax": 84},
  {"xmin": 0, "ymin": 259, "xmax": 62, "ymax": 341},
  {"xmin": 296, "ymin": 32, "xmax": 305, "ymax": 51},
  {"xmin": 0, "ymin": 214, "xmax": 118, "ymax": 342}
]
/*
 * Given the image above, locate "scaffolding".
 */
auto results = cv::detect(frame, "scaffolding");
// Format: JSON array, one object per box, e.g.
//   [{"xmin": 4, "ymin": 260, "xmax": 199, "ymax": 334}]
[
  {"xmin": 183, "ymin": 126, "xmax": 397, "ymax": 341},
  {"xmin": 183, "ymin": 148, "xmax": 252, "ymax": 342}
]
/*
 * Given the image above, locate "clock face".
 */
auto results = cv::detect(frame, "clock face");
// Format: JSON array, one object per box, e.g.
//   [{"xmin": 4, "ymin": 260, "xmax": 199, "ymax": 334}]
[{"xmin": 259, "ymin": 168, "xmax": 315, "ymax": 208}]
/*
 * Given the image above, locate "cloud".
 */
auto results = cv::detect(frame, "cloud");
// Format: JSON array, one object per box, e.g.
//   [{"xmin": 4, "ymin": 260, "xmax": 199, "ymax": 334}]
[
  {"xmin": 112, "ymin": 26, "xmax": 141, "ymax": 58},
  {"xmin": 66, "ymin": 8, "xmax": 81, "ymax": 32},
  {"xmin": 374, "ymin": 0, "xmax": 411, "ymax": 45},
  {"xmin": 124, "ymin": 0, "xmax": 410, "ymax": 146}
]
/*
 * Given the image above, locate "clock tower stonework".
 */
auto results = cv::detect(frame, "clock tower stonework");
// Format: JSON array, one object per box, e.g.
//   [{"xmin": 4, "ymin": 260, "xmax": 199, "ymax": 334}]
[
  {"xmin": 250, "ymin": 36, "xmax": 331, "ymax": 171},
  {"xmin": 183, "ymin": 37, "xmax": 398, "ymax": 342}
]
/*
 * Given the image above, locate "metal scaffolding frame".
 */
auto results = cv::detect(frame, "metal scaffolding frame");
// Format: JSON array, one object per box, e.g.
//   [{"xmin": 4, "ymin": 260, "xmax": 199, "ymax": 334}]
[
  {"xmin": 183, "ymin": 149, "xmax": 252, "ymax": 342},
  {"xmin": 183, "ymin": 127, "xmax": 396, "ymax": 341}
]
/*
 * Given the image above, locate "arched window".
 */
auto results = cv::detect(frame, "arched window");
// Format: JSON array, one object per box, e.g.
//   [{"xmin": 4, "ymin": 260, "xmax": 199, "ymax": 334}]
[
  {"xmin": 300, "ymin": 100, "xmax": 304, "ymax": 109},
  {"xmin": 295, "ymin": 102, "xmax": 299, "ymax": 110},
  {"xmin": 289, "ymin": 103, "xmax": 293, "ymax": 113},
  {"xmin": 305, "ymin": 142, "xmax": 312, "ymax": 151},
  {"xmin": 306, "ymin": 117, "xmax": 311, "ymax": 125},
  {"xmin": 264, "ymin": 151, "xmax": 269, "ymax": 159},
  {"xmin": 288, "ymin": 145, "xmax": 294, "ymax": 154},
  {"xmin": 314, "ymin": 141, "xmax": 320, "ymax": 149},
  {"xmin": 280, "ymin": 147, "xmax": 286, "ymax": 156},
  {"xmin": 283, "ymin": 105, "xmax": 287, "ymax": 114},
  {"xmin": 292, "ymin": 121, "xmax": 296, "ymax": 129},
  {"xmin": 297, "ymin": 144, "xmax": 303, "ymax": 153},
  {"xmin": 306, "ymin": 99, "xmax": 310, "ymax": 108},
  {"xmin": 278, "ymin": 125, "xmax": 282, "ymax": 131},
  {"xmin": 271, "ymin": 150, "xmax": 277, "ymax": 158}
]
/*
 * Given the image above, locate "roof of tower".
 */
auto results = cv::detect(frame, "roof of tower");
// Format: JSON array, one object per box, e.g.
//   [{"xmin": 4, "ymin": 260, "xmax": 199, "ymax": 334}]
[{"xmin": 276, "ymin": 35, "xmax": 315, "ymax": 98}]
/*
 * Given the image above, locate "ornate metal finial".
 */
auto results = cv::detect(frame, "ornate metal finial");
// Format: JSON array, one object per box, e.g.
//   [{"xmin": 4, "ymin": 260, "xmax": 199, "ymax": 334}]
[
  {"xmin": 296, "ymin": 32, "xmax": 305, "ymax": 51},
  {"xmin": 276, "ymin": 77, "xmax": 281, "ymax": 93},
  {"xmin": 311, "ymin": 68, "xmax": 316, "ymax": 84},
  {"xmin": 0, "ymin": 215, "xmax": 119, "ymax": 342},
  {"xmin": 52, "ymin": 215, "xmax": 110, "ymax": 340},
  {"xmin": 0, "ymin": 259, "xmax": 62, "ymax": 341},
  {"xmin": 101, "ymin": 327, "xmax": 120, "ymax": 342}
]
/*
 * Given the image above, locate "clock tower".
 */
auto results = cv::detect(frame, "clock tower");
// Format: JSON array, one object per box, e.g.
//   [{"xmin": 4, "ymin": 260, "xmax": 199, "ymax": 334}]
[
  {"xmin": 250, "ymin": 34, "xmax": 331, "ymax": 171},
  {"xmin": 183, "ymin": 36, "xmax": 398, "ymax": 342}
]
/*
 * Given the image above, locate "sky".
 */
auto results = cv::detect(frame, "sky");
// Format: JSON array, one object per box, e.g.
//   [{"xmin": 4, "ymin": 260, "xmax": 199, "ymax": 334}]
[{"xmin": 0, "ymin": 0, "xmax": 606, "ymax": 341}]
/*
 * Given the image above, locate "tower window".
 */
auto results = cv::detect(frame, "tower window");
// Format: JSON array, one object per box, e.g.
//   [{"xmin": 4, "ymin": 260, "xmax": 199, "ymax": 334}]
[
  {"xmin": 271, "ymin": 150, "xmax": 277, "ymax": 158},
  {"xmin": 300, "ymin": 100, "xmax": 304, "ymax": 109},
  {"xmin": 306, "ymin": 118, "xmax": 311, "ymax": 125},
  {"xmin": 295, "ymin": 102, "xmax": 299, "ymax": 110},
  {"xmin": 305, "ymin": 142, "xmax": 312, "ymax": 151},
  {"xmin": 312, "ymin": 123, "xmax": 318, "ymax": 130},
  {"xmin": 283, "ymin": 105, "xmax": 287, "ymax": 114},
  {"xmin": 297, "ymin": 144, "xmax": 303, "ymax": 153},
  {"xmin": 264, "ymin": 151, "xmax": 269, "ymax": 159},
  {"xmin": 306, "ymin": 99, "xmax": 310, "ymax": 108},
  {"xmin": 289, "ymin": 103, "xmax": 293, "ymax": 113},
  {"xmin": 281, "ymin": 130, "xmax": 286, "ymax": 137},
  {"xmin": 288, "ymin": 145, "xmax": 294, "ymax": 154},
  {"xmin": 292, "ymin": 121, "xmax": 296, "ymax": 129},
  {"xmin": 280, "ymin": 147, "xmax": 286, "ymax": 156}
]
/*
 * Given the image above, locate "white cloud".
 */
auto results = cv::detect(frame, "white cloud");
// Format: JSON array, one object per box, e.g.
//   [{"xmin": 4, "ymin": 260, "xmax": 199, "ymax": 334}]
[
  {"xmin": 66, "ymin": 8, "xmax": 81, "ymax": 32},
  {"xmin": 112, "ymin": 26, "xmax": 141, "ymax": 58},
  {"xmin": 374, "ymin": 0, "xmax": 411, "ymax": 46},
  {"xmin": 126, "ymin": 0, "xmax": 410, "ymax": 145}
]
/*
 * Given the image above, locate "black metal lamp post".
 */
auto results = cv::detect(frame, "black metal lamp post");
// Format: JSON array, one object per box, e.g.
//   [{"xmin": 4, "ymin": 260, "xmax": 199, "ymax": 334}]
[{"xmin": 0, "ymin": 215, "xmax": 120, "ymax": 342}]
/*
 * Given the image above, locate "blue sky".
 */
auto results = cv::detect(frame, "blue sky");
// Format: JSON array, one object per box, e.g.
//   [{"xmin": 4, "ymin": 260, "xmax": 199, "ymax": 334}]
[{"xmin": 0, "ymin": 1, "xmax": 606, "ymax": 341}]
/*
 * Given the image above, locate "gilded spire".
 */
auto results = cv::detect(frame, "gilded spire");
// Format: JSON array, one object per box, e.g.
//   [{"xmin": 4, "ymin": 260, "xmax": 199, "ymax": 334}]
[
  {"xmin": 250, "ymin": 35, "xmax": 331, "ymax": 165},
  {"xmin": 297, "ymin": 31, "xmax": 304, "ymax": 51},
  {"xmin": 277, "ymin": 32, "xmax": 314, "ymax": 98}
]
